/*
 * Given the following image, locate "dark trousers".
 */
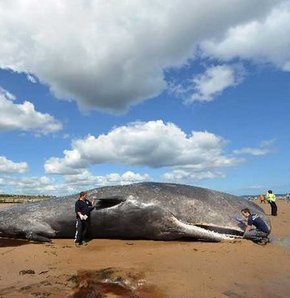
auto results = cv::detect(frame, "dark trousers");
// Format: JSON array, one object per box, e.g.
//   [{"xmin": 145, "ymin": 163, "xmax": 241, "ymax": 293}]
[
  {"xmin": 269, "ymin": 201, "xmax": 277, "ymax": 216},
  {"xmin": 74, "ymin": 219, "xmax": 89, "ymax": 244},
  {"xmin": 85, "ymin": 216, "xmax": 92, "ymax": 240}
]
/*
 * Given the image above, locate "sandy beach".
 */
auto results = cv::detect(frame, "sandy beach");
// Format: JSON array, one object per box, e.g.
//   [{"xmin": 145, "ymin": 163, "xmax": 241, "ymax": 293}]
[{"xmin": 1, "ymin": 201, "xmax": 290, "ymax": 298}]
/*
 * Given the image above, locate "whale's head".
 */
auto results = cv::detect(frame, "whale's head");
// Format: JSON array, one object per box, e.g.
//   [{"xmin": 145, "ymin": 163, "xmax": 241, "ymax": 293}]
[{"xmin": 0, "ymin": 206, "xmax": 30, "ymax": 239}]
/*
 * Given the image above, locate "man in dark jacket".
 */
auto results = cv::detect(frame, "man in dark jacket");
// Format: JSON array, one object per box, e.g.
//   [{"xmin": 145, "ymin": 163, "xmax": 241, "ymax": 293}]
[
  {"xmin": 74, "ymin": 191, "xmax": 95, "ymax": 247},
  {"xmin": 241, "ymin": 208, "xmax": 270, "ymax": 245}
]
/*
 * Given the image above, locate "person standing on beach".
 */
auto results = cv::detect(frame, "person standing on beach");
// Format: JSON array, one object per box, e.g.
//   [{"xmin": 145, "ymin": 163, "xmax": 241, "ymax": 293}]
[
  {"xmin": 74, "ymin": 191, "xmax": 95, "ymax": 247},
  {"xmin": 259, "ymin": 194, "xmax": 265, "ymax": 204},
  {"xmin": 265, "ymin": 190, "xmax": 277, "ymax": 216},
  {"xmin": 241, "ymin": 208, "xmax": 270, "ymax": 245}
]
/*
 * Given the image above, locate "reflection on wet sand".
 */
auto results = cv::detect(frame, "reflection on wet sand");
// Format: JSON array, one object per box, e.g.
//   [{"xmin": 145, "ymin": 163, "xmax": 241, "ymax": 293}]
[
  {"xmin": 67, "ymin": 268, "xmax": 163, "ymax": 298},
  {"xmin": 270, "ymin": 235, "xmax": 290, "ymax": 248}
]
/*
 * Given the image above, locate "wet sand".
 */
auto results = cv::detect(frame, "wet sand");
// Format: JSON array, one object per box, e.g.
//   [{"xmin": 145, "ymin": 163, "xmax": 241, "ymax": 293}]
[{"xmin": 1, "ymin": 201, "xmax": 290, "ymax": 297}]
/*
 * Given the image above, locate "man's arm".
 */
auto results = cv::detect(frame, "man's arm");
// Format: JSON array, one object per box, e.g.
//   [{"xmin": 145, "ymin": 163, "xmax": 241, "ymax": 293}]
[
  {"xmin": 88, "ymin": 199, "xmax": 97, "ymax": 212},
  {"xmin": 76, "ymin": 202, "xmax": 88, "ymax": 220},
  {"xmin": 77, "ymin": 211, "xmax": 83, "ymax": 218},
  {"xmin": 242, "ymin": 224, "xmax": 252, "ymax": 238},
  {"xmin": 77, "ymin": 211, "xmax": 88, "ymax": 220},
  {"xmin": 244, "ymin": 225, "xmax": 252, "ymax": 233}
]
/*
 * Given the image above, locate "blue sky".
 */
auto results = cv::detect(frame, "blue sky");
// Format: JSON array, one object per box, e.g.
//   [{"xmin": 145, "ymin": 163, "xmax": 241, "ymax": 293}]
[{"xmin": 0, "ymin": 0, "xmax": 290, "ymax": 196}]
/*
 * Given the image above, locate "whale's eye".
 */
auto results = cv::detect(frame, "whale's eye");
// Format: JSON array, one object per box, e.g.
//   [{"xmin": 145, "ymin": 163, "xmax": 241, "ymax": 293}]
[{"xmin": 95, "ymin": 196, "xmax": 125, "ymax": 209}]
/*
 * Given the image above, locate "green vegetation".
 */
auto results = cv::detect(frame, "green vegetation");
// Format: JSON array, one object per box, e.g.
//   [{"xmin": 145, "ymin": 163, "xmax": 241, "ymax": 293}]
[{"xmin": 0, "ymin": 194, "xmax": 51, "ymax": 203}]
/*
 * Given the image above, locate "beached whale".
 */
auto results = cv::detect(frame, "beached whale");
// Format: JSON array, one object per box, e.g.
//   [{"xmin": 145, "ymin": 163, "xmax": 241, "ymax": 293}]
[{"xmin": 0, "ymin": 182, "xmax": 270, "ymax": 242}]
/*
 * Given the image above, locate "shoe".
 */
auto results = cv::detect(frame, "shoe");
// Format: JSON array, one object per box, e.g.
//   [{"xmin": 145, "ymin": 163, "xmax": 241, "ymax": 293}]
[
  {"xmin": 75, "ymin": 242, "xmax": 82, "ymax": 247},
  {"xmin": 257, "ymin": 238, "xmax": 270, "ymax": 245},
  {"xmin": 81, "ymin": 241, "xmax": 88, "ymax": 246}
]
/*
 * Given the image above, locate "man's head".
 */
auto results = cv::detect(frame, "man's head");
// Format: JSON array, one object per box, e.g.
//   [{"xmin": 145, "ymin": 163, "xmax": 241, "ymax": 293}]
[
  {"xmin": 241, "ymin": 208, "xmax": 251, "ymax": 218},
  {"xmin": 268, "ymin": 190, "xmax": 272, "ymax": 194},
  {"xmin": 79, "ymin": 191, "xmax": 87, "ymax": 200}
]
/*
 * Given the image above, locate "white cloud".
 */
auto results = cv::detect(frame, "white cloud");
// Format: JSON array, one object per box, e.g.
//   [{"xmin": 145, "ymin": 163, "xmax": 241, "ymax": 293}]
[
  {"xmin": 0, "ymin": 175, "xmax": 60, "ymax": 195},
  {"xmin": 0, "ymin": 156, "xmax": 28, "ymax": 174},
  {"xmin": 0, "ymin": 87, "xmax": 16, "ymax": 101},
  {"xmin": 201, "ymin": 2, "xmax": 290, "ymax": 70},
  {"xmin": 234, "ymin": 148, "xmax": 270, "ymax": 156},
  {"xmin": 0, "ymin": 170, "xmax": 150, "ymax": 195},
  {"xmin": 187, "ymin": 64, "xmax": 244, "ymax": 103},
  {"xmin": 162, "ymin": 168, "xmax": 225, "ymax": 182},
  {"xmin": 45, "ymin": 120, "xmax": 241, "ymax": 180},
  {"xmin": 26, "ymin": 74, "xmax": 37, "ymax": 83},
  {"xmin": 64, "ymin": 170, "xmax": 150, "ymax": 187},
  {"xmin": 0, "ymin": 87, "xmax": 62, "ymax": 134},
  {"xmin": 0, "ymin": 0, "xmax": 279, "ymax": 112},
  {"xmin": 234, "ymin": 140, "xmax": 275, "ymax": 156}
]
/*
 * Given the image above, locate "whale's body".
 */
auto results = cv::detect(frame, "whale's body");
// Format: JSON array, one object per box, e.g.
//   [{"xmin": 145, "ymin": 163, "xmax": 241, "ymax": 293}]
[{"xmin": 0, "ymin": 182, "xmax": 270, "ymax": 242}]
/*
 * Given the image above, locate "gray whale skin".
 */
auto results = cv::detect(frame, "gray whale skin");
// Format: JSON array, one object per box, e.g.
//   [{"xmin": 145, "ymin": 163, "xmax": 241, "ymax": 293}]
[{"xmin": 0, "ymin": 182, "xmax": 270, "ymax": 242}]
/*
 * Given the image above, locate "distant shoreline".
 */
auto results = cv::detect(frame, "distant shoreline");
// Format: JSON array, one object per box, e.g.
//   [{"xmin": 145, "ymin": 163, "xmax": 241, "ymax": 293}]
[{"xmin": 0, "ymin": 194, "xmax": 51, "ymax": 204}]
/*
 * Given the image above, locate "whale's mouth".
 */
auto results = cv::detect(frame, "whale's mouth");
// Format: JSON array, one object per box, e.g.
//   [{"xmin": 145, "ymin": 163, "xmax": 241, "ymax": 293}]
[
  {"xmin": 95, "ymin": 196, "xmax": 126, "ymax": 209},
  {"xmin": 194, "ymin": 224, "xmax": 243, "ymax": 236}
]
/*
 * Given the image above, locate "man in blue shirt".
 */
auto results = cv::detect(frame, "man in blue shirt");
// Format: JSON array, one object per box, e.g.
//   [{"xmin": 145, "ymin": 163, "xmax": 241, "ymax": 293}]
[{"xmin": 241, "ymin": 208, "xmax": 270, "ymax": 245}]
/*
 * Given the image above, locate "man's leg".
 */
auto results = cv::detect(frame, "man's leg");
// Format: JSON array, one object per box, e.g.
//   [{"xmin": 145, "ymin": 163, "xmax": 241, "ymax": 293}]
[
  {"xmin": 82, "ymin": 220, "xmax": 89, "ymax": 245},
  {"xmin": 269, "ymin": 201, "xmax": 274, "ymax": 215},
  {"xmin": 270, "ymin": 201, "xmax": 277, "ymax": 216},
  {"xmin": 272, "ymin": 202, "xmax": 277, "ymax": 216},
  {"xmin": 243, "ymin": 230, "xmax": 269, "ymax": 243},
  {"xmin": 75, "ymin": 219, "xmax": 83, "ymax": 245},
  {"xmin": 84, "ymin": 216, "xmax": 92, "ymax": 241}
]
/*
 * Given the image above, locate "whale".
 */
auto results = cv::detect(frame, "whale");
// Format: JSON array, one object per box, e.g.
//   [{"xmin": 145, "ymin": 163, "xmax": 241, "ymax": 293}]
[{"xmin": 0, "ymin": 182, "xmax": 270, "ymax": 242}]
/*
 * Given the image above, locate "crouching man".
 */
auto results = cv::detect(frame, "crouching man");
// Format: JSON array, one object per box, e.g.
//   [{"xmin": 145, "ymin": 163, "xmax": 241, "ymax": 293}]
[{"xmin": 241, "ymin": 208, "xmax": 270, "ymax": 245}]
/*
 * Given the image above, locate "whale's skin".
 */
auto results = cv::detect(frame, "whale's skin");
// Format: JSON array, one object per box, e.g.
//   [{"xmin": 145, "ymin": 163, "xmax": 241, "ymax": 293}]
[{"xmin": 0, "ymin": 182, "xmax": 270, "ymax": 242}]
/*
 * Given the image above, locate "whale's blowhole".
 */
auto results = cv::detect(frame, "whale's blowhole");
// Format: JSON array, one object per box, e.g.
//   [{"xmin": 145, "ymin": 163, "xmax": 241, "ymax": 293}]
[{"xmin": 95, "ymin": 197, "xmax": 126, "ymax": 209}]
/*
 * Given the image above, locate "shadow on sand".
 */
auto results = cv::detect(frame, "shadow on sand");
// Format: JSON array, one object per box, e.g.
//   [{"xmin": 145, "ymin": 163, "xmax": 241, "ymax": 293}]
[
  {"xmin": 0, "ymin": 238, "xmax": 33, "ymax": 248},
  {"xmin": 270, "ymin": 236, "xmax": 290, "ymax": 248}
]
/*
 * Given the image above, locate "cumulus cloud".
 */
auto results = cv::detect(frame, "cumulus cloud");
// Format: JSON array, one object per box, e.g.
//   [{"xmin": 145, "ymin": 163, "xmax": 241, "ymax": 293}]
[
  {"xmin": 0, "ymin": 87, "xmax": 62, "ymax": 134},
  {"xmin": 45, "ymin": 120, "xmax": 241, "ymax": 180},
  {"xmin": 0, "ymin": 0, "xmax": 279, "ymax": 112},
  {"xmin": 0, "ymin": 156, "xmax": 28, "ymax": 174},
  {"xmin": 64, "ymin": 170, "xmax": 150, "ymax": 187},
  {"xmin": 186, "ymin": 64, "xmax": 244, "ymax": 103},
  {"xmin": 0, "ymin": 175, "xmax": 59, "ymax": 195},
  {"xmin": 201, "ymin": 2, "xmax": 290, "ymax": 70},
  {"xmin": 0, "ymin": 170, "xmax": 150, "ymax": 195}
]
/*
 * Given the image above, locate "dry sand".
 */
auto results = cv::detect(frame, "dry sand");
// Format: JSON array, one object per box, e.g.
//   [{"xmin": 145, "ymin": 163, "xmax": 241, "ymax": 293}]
[{"xmin": 0, "ymin": 201, "xmax": 290, "ymax": 297}]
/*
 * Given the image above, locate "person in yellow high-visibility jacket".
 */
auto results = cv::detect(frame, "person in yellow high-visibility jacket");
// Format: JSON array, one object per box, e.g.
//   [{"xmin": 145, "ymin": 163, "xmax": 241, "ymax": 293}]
[{"xmin": 265, "ymin": 190, "xmax": 277, "ymax": 216}]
